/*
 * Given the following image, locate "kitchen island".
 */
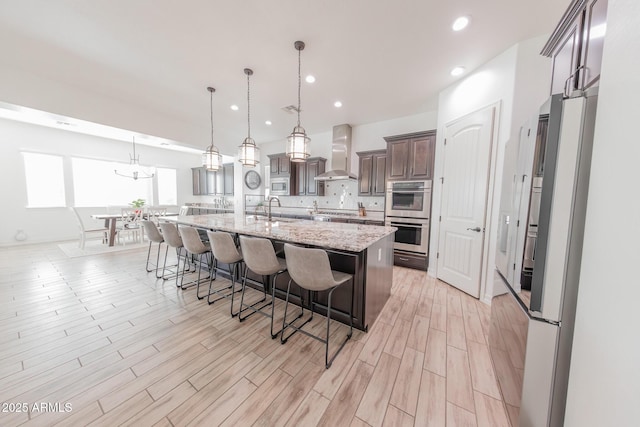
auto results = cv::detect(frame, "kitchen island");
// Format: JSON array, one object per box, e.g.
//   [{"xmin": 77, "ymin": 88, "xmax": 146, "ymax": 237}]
[{"xmin": 168, "ymin": 213, "xmax": 395, "ymax": 331}]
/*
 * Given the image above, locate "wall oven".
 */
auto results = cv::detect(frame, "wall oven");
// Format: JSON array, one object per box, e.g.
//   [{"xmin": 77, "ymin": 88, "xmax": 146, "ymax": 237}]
[
  {"xmin": 270, "ymin": 177, "xmax": 291, "ymax": 196},
  {"xmin": 385, "ymin": 180, "xmax": 431, "ymax": 218},
  {"xmin": 385, "ymin": 217, "xmax": 429, "ymax": 254}
]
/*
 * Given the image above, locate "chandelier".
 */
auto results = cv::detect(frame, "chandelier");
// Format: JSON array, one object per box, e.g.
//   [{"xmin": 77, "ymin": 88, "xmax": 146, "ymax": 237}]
[
  {"xmin": 286, "ymin": 40, "xmax": 310, "ymax": 162},
  {"xmin": 238, "ymin": 68, "xmax": 260, "ymax": 167},
  {"xmin": 202, "ymin": 86, "xmax": 222, "ymax": 171},
  {"xmin": 114, "ymin": 137, "xmax": 155, "ymax": 180}
]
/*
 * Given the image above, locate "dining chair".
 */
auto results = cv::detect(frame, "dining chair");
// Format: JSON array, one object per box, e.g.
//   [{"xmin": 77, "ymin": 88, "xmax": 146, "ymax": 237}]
[
  {"xmin": 70, "ymin": 207, "xmax": 108, "ymax": 249},
  {"xmin": 118, "ymin": 208, "xmax": 143, "ymax": 244},
  {"xmin": 148, "ymin": 206, "xmax": 167, "ymax": 225}
]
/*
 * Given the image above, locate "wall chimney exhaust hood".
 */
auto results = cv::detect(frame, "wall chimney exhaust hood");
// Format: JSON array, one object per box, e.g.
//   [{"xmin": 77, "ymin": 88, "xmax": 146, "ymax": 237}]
[{"xmin": 315, "ymin": 124, "xmax": 357, "ymax": 181}]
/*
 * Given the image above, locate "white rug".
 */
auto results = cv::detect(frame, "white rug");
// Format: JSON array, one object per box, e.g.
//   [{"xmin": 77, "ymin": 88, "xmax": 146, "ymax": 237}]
[{"xmin": 57, "ymin": 240, "xmax": 148, "ymax": 258}]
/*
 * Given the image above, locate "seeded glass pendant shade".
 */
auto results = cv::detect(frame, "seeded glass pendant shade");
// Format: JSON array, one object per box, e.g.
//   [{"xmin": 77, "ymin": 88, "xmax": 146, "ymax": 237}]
[
  {"xmin": 238, "ymin": 68, "xmax": 260, "ymax": 167},
  {"xmin": 286, "ymin": 41, "xmax": 310, "ymax": 162},
  {"xmin": 202, "ymin": 86, "xmax": 222, "ymax": 171},
  {"xmin": 114, "ymin": 137, "xmax": 155, "ymax": 180}
]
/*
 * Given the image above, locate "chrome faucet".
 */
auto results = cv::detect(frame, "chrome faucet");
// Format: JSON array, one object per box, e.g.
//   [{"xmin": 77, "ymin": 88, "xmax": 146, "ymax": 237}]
[{"xmin": 267, "ymin": 196, "xmax": 281, "ymax": 222}]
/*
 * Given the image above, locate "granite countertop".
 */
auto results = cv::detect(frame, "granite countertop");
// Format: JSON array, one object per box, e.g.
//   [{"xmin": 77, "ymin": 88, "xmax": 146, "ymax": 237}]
[
  {"xmin": 168, "ymin": 213, "xmax": 396, "ymax": 253},
  {"xmin": 244, "ymin": 208, "xmax": 385, "ymax": 222}
]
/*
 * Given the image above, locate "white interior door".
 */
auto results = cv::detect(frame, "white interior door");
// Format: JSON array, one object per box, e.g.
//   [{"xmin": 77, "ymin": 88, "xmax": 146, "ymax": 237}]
[{"xmin": 437, "ymin": 106, "xmax": 496, "ymax": 297}]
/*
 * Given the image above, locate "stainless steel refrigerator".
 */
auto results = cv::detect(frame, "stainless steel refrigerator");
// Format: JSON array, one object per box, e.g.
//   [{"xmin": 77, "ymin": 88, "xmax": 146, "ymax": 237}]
[{"xmin": 490, "ymin": 87, "xmax": 598, "ymax": 427}]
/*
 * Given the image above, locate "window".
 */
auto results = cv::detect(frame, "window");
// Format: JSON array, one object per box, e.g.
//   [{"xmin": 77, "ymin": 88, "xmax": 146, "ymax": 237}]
[
  {"xmin": 22, "ymin": 152, "xmax": 66, "ymax": 207},
  {"xmin": 157, "ymin": 167, "xmax": 177, "ymax": 205},
  {"xmin": 72, "ymin": 157, "xmax": 153, "ymax": 207}
]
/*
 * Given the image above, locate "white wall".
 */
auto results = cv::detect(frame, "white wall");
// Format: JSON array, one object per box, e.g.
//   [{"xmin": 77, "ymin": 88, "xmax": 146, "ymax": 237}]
[
  {"xmin": 0, "ymin": 118, "xmax": 203, "ymax": 245},
  {"xmin": 564, "ymin": 0, "xmax": 640, "ymax": 424},
  {"xmin": 429, "ymin": 37, "xmax": 551, "ymax": 303}
]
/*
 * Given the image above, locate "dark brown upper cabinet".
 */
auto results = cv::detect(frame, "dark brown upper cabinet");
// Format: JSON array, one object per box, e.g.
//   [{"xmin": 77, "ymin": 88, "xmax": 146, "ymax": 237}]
[
  {"xmin": 543, "ymin": 0, "xmax": 608, "ymax": 96},
  {"xmin": 384, "ymin": 130, "xmax": 436, "ymax": 182},
  {"xmin": 192, "ymin": 163, "xmax": 234, "ymax": 196},
  {"xmin": 357, "ymin": 150, "xmax": 386, "ymax": 196},
  {"xmin": 295, "ymin": 157, "xmax": 326, "ymax": 196},
  {"xmin": 269, "ymin": 153, "xmax": 291, "ymax": 177}
]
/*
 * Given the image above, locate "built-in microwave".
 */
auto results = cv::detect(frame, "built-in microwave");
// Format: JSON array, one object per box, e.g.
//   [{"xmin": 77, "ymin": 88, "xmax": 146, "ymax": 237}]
[
  {"xmin": 270, "ymin": 177, "xmax": 291, "ymax": 196},
  {"xmin": 385, "ymin": 180, "xmax": 432, "ymax": 219}
]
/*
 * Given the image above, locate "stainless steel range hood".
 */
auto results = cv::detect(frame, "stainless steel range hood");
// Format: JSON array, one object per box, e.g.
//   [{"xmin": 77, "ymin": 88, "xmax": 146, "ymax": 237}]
[{"xmin": 315, "ymin": 124, "xmax": 357, "ymax": 181}]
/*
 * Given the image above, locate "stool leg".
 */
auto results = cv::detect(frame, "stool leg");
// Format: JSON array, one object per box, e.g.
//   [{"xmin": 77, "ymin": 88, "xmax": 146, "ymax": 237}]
[
  {"xmin": 206, "ymin": 258, "xmax": 236, "ymax": 306},
  {"xmin": 238, "ymin": 268, "xmax": 271, "ymax": 322},
  {"xmin": 145, "ymin": 241, "xmax": 153, "ymax": 272},
  {"xmin": 280, "ymin": 280, "xmax": 313, "ymax": 344},
  {"xmin": 325, "ymin": 284, "xmax": 353, "ymax": 369}
]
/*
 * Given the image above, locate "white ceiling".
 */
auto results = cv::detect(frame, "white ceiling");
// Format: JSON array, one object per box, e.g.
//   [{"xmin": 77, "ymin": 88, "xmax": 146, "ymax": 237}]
[{"xmin": 0, "ymin": 0, "xmax": 569, "ymax": 155}]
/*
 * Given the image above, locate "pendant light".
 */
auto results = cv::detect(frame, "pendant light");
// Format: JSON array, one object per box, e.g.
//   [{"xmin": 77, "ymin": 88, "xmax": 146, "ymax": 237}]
[
  {"xmin": 202, "ymin": 86, "xmax": 222, "ymax": 171},
  {"xmin": 238, "ymin": 68, "xmax": 260, "ymax": 167},
  {"xmin": 286, "ymin": 40, "xmax": 310, "ymax": 162},
  {"xmin": 114, "ymin": 136, "xmax": 155, "ymax": 180}
]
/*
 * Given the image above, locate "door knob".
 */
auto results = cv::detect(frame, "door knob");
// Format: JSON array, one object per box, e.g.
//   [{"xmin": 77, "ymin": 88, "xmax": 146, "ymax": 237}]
[{"xmin": 467, "ymin": 227, "xmax": 482, "ymax": 232}]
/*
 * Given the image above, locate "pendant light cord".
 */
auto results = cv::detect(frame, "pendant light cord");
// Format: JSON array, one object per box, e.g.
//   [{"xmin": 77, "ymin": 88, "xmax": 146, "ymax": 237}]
[
  {"xmin": 210, "ymin": 89, "xmax": 214, "ymax": 147},
  {"xmin": 297, "ymin": 46, "xmax": 301, "ymax": 128},
  {"xmin": 247, "ymin": 72, "xmax": 251, "ymax": 139}
]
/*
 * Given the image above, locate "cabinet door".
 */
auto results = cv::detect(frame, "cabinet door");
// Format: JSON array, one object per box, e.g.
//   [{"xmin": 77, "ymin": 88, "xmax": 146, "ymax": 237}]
[
  {"xmin": 550, "ymin": 18, "xmax": 582, "ymax": 95},
  {"xmin": 408, "ymin": 136, "xmax": 435, "ymax": 180},
  {"xmin": 372, "ymin": 153, "xmax": 387, "ymax": 195},
  {"xmin": 223, "ymin": 163, "xmax": 234, "ymax": 195},
  {"xmin": 296, "ymin": 162, "xmax": 307, "ymax": 195},
  {"xmin": 581, "ymin": 0, "xmax": 608, "ymax": 89},
  {"xmin": 358, "ymin": 154, "xmax": 373, "ymax": 195},
  {"xmin": 192, "ymin": 168, "xmax": 202, "ymax": 195},
  {"xmin": 306, "ymin": 160, "xmax": 325, "ymax": 196},
  {"xmin": 206, "ymin": 170, "xmax": 217, "ymax": 195},
  {"xmin": 387, "ymin": 140, "xmax": 409, "ymax": 180},
  {"xmin": 279, "ymin": 155, "xmax": 290, "ymax": 175},
  {"xmin": 269, "ymin": 156, "xmax": 279, "ymax": 175}
]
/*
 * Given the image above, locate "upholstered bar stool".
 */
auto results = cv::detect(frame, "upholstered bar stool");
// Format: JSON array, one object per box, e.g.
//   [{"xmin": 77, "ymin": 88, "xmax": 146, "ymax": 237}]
[
  {"xmin": 140, "ymin": 220, "xmax": 165, "ymax": 278},
  {"xmin": 206, "ymin": 231, "xmax": 243, "ymax": 316},
  {"xmin": 282, "ymin": 243, "xmax": 353, "ymax": 369},
  {"xmin": 159, "ymin": 222, "xmax": 192, "ymax": 287},
  {"xmin": 238, "ymin": 236, "xmax": 291, "ymax": 338},
  {"xmin": 178, "ymin": 226, "xmax": 212, "ymax": 299}
]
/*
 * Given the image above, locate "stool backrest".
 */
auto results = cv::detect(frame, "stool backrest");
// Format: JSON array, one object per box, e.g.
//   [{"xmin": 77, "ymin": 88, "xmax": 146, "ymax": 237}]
[
  {"xmin": 141, "ymin": 220, "xmax": 163, "ymax": 243},
  {"xmin": 179, "ymin": 226, "xmax": 208, "ymax": 254},
  {"xmin": 284, "ymin": 244, "xmax": 335, "ymax": 291},
  {"xmin": 239, "ymin": 236, "xmax": 280, "ymax": 276},
  {"xmin": 159, "ymin": 222, "xmax": 182, "ymax": 248},
  {"xmin": 207, "ymin": 231, "xmax": 241, "ymax": 264}
]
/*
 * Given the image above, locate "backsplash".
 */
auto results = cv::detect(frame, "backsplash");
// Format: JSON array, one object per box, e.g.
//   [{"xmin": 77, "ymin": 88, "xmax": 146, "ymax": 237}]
[{"xmin": 245, "ymin": 180, "xmax": 384, "ymax": 212}]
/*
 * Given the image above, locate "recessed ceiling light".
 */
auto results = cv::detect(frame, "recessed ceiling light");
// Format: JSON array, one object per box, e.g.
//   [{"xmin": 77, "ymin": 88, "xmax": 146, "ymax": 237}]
[
  {"xmin": 452, "ymin": 16, "xmax": 470, "ymax": 31},
  {"xmin": 265, "ymin": 120, "xmax": 272, "ymax": 126},
  {"xmin": 305, "ymin": 75, "xmax": 316, "ymax": 83},
  {"xmin": 230, "ymin": 105, "xmax": 239, "ymax": 111},
  {"xmin": 334, "ymin": 101, "xmax": 342, "ymax": 108},
  {"xmin": 451, "ymin": 66, "xmax": 466, "ymax": 76}
]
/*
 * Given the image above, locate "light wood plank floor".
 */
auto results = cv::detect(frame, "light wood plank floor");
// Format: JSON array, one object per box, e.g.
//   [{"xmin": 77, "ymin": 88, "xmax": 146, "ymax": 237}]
[{"xmin": 0, "ymin": 242, "xmax": 509, "ymax": 427}]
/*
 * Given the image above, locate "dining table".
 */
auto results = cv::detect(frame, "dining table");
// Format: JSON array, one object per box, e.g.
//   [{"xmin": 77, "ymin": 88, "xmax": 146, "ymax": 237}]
[{"xmin": 91, "ymin": 212, "xmax": 177, "ymax": 246}]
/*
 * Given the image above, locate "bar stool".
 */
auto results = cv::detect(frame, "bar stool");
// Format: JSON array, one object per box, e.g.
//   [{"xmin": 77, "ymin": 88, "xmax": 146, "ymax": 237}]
[
  {"xmin": 158, "ymin": 222, "xmax": 192, "ymax": 287},
  {"xmin": 178, "ymin": 226, "xmax": 212, "ymax": 299},
  {"xmin": 206, "ymin": 231, "xmax": 243, "ymax": 316},
  {"xmin": 140, "ymin": 220, "xmax": 165, "ymax": 278},
  {"xmin": 238, "ymin": 236, "xmax": 292, "ymax": 338},
  {"xmin": 282, "ymin": 243, "xmax": 353, "ymax": 369}
]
